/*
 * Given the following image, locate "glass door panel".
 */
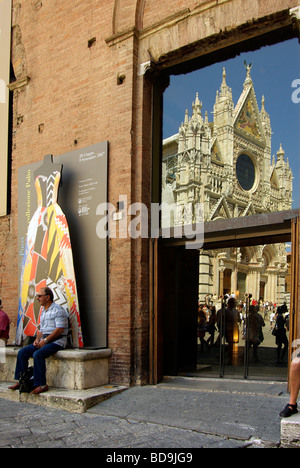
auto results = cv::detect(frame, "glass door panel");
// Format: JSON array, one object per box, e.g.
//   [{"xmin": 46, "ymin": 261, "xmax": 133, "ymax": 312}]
[{"xmin": 194, "ymin": 245, "xmax": 289, "ymax": 381}]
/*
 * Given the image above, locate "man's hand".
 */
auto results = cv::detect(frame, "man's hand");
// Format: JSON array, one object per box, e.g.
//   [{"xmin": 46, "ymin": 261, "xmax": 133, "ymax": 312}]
[
  {"xmin": 36, "ymin": 338, "xmax": 48, "ymax": 348},
  {"xmin": 35, "ymin": 328, "xmax": 64, "ymax": 348},
  {"xmin": 33, "ymin": 332, "xmax": 43, "ymax": 347}
]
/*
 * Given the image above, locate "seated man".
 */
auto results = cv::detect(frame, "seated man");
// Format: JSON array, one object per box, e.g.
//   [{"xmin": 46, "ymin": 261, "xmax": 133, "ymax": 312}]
[
  {"xmin": 9, "ymin": 287, "xmax": 68, "ymax": 394},
  {"xmin": 280, "ymin": 354, "xmax": 300, "ymax": 418}
]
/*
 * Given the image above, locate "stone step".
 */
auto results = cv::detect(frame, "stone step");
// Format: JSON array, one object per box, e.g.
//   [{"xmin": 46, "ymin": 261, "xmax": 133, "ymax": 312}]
[
  {"xmin": 281, "ymin": 412, "xmax": 300, "ymax": 448},
  {"xmin": 0, "ymin": 382, "xmax": 127, "ymax": 413}
]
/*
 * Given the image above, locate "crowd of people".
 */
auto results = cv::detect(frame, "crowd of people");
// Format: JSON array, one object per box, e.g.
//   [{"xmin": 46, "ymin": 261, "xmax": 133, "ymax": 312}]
[{"xmin": 197, "ymin": 295, "xmax": 290, "ymax": 364}]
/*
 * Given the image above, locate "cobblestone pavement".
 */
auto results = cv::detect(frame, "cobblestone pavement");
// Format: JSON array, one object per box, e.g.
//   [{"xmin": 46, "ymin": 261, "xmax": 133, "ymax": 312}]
[
  {"xmin": 0, "ymin": 398, "xmax": 244, "ymax": 448},
  {"xmin": 0, "ymin": 378, "xmax": 288, "ymax": 449}
]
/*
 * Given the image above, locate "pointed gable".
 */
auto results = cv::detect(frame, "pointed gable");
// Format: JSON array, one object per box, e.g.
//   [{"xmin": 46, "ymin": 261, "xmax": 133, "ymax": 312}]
[
  {"xmin": 236, "ymin": 95, "xmax": 261, "ymax": 138},
  {"xmin": 209, "ymin": 195, "xmax": 231, "ymax": 221},
  {"xmin": 242, "ymin": 202, "xmax": 256, "ymax": 217},
  {"xmin": 233, "ymin": 74, "xmax": 265, "ymax": 146}
]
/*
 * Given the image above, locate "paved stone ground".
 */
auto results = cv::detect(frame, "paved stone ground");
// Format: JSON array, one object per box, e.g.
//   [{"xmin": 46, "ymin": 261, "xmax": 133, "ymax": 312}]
[
  {"xmin": 0, "ymin": 378, "xmax": 288, "ymax": 449},
  {"xmin": 0, "ymin": 398, "xmax": 243, "ymax": 448}
]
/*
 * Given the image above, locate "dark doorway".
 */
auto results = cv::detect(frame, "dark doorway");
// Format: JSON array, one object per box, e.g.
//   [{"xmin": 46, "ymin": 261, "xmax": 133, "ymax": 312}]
[
  {"xmin": 151, "ymin": 211, "xmax": 298, "ymax": 383},
  {"xmin": 156, "ymin": 241, "xmax": 292, "ymax": 382},
  {"xmin": 223, "ymin": 269, "xmax": 232, "ymax": 296},
  {"xmin": 157, "ymin": 245, "xmax": 199, "ymax": 377}
]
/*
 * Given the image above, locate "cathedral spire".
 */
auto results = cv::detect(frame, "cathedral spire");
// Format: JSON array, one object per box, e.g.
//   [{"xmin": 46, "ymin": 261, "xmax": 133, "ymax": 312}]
[
  {"xmin": 221, "ymin": 67, "xmax": 227, "ymax": 90},
  {"xmin": 276, "ymin": 143, "xmax": 285, "ymax": 163},
  {"xmin": 192, "ymin": 92, "xmax": 202, "ymax": 117},
  {"xmin": 184, "ymin": 109, "xmax": 189, "ymax": 126},
  {"xmin": 260, "ymin": 94, "xmax": 271, "ymax": 144},
  {"xmin": 219, "ymin": 67, "xmax": 232, "ymax": 99}
]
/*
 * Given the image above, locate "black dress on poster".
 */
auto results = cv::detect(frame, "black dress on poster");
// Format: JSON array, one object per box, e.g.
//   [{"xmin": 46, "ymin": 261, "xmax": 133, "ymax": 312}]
[{"xmin": 17, "ymin": 154, "xmax": 83, "ymax": 347}]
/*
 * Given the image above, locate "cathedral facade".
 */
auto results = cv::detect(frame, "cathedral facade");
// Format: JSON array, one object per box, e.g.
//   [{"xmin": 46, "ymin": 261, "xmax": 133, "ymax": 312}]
[{"xmin": 162, "ymin": 66, "xmax": 293, "ymax": 305}]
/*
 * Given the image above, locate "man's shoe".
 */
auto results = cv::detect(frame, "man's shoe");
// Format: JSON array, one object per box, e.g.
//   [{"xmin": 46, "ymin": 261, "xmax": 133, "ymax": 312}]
[
  {"xmin": 8, "ymin": 382, "xmax": 20, "ymax": 390},
  {"xmin": 30, "ymin": 385, "xmax": 48, "ymax": 395},
  {"xmin": 279, "ymin": 403, "xmax": 298, "ymax": 418}
]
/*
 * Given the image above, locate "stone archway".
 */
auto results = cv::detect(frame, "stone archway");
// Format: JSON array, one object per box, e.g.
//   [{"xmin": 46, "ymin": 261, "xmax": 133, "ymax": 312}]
[{"xmin": 112, "ymin": 0, "xmax": 146, "ymax": 34}]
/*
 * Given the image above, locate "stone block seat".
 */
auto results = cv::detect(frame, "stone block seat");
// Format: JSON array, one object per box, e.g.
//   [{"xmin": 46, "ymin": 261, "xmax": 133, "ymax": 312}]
[
  {"xmin": 0, "ymin": 346, "xmax": 112, "ymax": 390},
  {"xmin": 0, "ymin": 346, "xmax": 128, "ymax": 413}
]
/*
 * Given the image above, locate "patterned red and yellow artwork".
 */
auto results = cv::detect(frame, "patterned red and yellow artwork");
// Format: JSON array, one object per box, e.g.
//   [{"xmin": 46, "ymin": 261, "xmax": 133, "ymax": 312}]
[{"xmin": 17, "ymin": 156, "xmax": 83, "ymax": 348}]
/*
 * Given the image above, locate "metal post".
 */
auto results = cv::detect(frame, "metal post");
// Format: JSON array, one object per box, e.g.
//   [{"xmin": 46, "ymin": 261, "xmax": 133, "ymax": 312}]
[
  {"xmin": 243, "ymin": 293, "xmax": 251, "ymax": 379},
  {"xmin": 219, "ymin": 297, "xmax": 226, "ymax": 378}
]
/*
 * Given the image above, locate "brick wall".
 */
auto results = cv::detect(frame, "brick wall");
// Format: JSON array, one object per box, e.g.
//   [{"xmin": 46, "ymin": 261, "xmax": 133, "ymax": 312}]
[{"xmin": 1, "ymin": 0, "xmax": 299, "ymax": 385}]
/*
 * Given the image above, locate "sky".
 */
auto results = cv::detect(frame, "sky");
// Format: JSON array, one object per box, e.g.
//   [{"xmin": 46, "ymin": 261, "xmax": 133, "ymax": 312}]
[{"xmin": 163, "ymin": 38, "xmax": 300, "ymax": 210}]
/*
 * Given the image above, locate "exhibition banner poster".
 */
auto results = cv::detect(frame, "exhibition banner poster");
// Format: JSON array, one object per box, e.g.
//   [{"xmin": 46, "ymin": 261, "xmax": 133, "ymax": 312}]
[{"xmin": 18, "ymin": 142, "xmax": 108, "ymax": 348}]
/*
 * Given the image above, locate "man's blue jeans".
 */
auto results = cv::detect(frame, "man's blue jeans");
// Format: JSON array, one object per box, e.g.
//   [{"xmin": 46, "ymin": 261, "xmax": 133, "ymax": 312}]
[{"xmin": 15, "ymin": 343, "xmax": 63, "ymax": 387}]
